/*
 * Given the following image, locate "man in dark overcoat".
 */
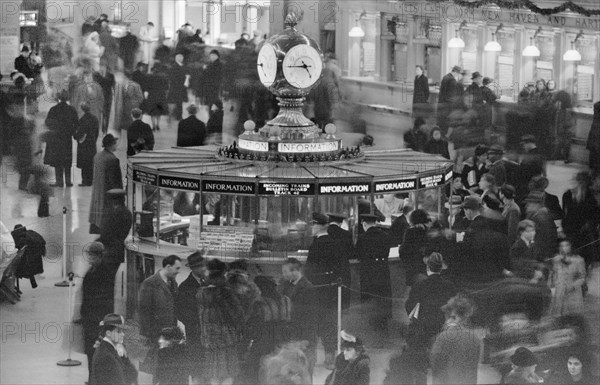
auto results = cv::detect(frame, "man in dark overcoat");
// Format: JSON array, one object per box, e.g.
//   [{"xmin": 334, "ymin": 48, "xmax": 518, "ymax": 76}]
[
  {"xmin": 89, "ymin": 134, "xmax": 122, "ymax": 234},
  {"xmin": 199, "ymin": 50, "xmax": 223, "ymax": 108},
  {"xmin": 176, "ymin": 104, "xmax": 206, "ymax": 147},
  {"xmin": 44, "ymin": 90, "xmax": 78, "ymax": 187},
  {"xmin": 97, "ymin": 189, "xmax": 132, "ymax": 270},
  {"xmin": 167, "ymin": 53, "xmax": 189, "ymax": 121},
  {"xmin": 74, "ymin": 102, "xmax": 99, "ymax": 186},
  {"xmin": 437, "ymin": 65, "xmax": 463, "ymax": 132},
  {"xmin": 326, "ymin": 213, "xmax": 354, "ymax": 309},
  {"xmin": 90, "ymin": 313, "xmax": 138, "ymax": 385},
  {"xmin": 175, "ymin": 251, "xmax": 207, "ymax": 381},
  {"xmin": 126, "ymin": 108, "xmax": 154, "ymax": 156},
  {"xmin": 304, "ymin": 213, "xmax": 349, "ymax": 368},
  {"xmin": 80, "ymin": 242, "xmax": 115, "ymax": 378},
  {"xmin": 355, "ymin": 214, "xmax": 396, "ymax": 345}
]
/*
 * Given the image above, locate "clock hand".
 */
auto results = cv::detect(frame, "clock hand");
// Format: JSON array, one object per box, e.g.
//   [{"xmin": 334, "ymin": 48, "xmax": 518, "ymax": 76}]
[
  {"xmin": 286, "ymin": 65, "xmax": 312, "ymax": 68},
  {"xmin": 257, "ymin": 62, "xmax": 267, "ymax": 76}
]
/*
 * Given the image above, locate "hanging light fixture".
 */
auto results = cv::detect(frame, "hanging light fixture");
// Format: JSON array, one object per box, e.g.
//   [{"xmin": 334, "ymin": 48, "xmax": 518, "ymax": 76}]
[
  {"xmin": 522, "ymin": 27, "xmax": 541, "ymax": 57},
  {"xmin": 484, "ymin": 24, "xmax": 503, "ymax": 52},
  {"xmin": 349, "ymin": 11, "xmax": 367, "ymax": 38},
  {"xmin": 563, "ymin": 31, "xmax": 583, "ymax": 61},
  {"xmin": 447, "ymin": 21, "xmax": 467, "ymax": 48}
]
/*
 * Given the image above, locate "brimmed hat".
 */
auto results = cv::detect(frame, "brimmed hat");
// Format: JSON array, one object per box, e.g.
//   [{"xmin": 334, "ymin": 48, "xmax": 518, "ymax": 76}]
[
  {"xmin": 483, "ymin": 77, "xmax": 493, "ymax": 86},
  {"xmin": 488, "ymin": 144, "xmax": 504, "ymax": 154},
  {"xmin": 511, "ymin": 347, "xmax": 537, "ymax": 367},
  {"xmin": 445, "ymin": 195, "xmax": 463, "ymax": 208},
  {"xmin": 360, "ymin": 214, "xmax": 380, "ymax": 223},
  {"xmin": 520, "ymin": 134, "xmax": 536, "ymax": 144},
  {"xmin": 471, "ymin": 71, "xmax": 482, "ymax": 80},
  {"xmin": 327, "ymin": 213, "xmax": 346, "ymax": 223},
  {"xmin": 500, "ymin": 185, "xmax": 516, "ymax": 199},
  {"xmin": 451, "ymin": 65, "xmax": 462, "ymax": 73},
  {"xmin": 186, "ymin": 252, "xmax": 205, "ymax": 268},
  {"xmin": 423, "ymin": 252, "xmax": 447, "ymax": 272},
  {"xmin": 102, "ymin": 134, "xmax": 118, "ymax": 147},
  {"xmin": 462, "ymin": 196, "xmax": 482, "ymax": 210},
  {"xmin": 99, "ymin": 313, "xmax": 126, "ymax": 328},
  {"xmin": 340, "ymin": 330, "xmax": 363, "ymax": 350},
  {"xmin": 474, "ymin": 144, "xmax": 489, "ymax": 157},
  {"xmin": 106, "ymin": 188, "xmax": 126, "ymax": 197},
  {"xmin": 85, "ymin": 241, "xmax": 105, "ymax": 257},
  {"xmin": 529, "ymin": 176, "xmax": 549, "ymax": 191},
  {"xmin": 525, "ymin": 191, "xmax": 545, "ymax": 204},
  {"xmin": 159, "ymin": 326, "xmax": 184, "ymax": 341},
  {"xmin": 312, "ymin": 212, "xmax": 328, "ymax": 225},
  {"xmin": 409, "ymin": 209, "xmax": 431, "ymax": 225}
]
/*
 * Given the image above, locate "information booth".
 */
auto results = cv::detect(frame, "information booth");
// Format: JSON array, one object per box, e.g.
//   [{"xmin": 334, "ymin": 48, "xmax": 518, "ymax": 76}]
[{"xmin": 124, "ymin": 13, "xmax": 454, "ymax": 318}]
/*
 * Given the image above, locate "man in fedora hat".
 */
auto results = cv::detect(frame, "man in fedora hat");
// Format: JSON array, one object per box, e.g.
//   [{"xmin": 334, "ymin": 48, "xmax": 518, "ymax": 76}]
[
  {"xmin": 175, "ymin": 250, "xmax": 207, "ymax": 381},
  {"xmin": 438, "ymin": 65, "xmax": 464, "ymax": 132},
  {"xmin": 404, "ymin": 252, "xmax": 457, "ymax": 384},
  {"xmin": 499, "ymin": 185, "xmax": 521, "ymax": 245},
  {"xmin": 466, "ymin": 71, "xmax": 484, "ymax": 108},
  {"xmin": 89, "ymin": 134, "xmax": 122, "ymax": 234},
  {"xmin": 525, "ymin": 191, "xmax": 557, "ymax": 260},
  {"xmin": 504, "ymin": 347, "xmax": 542, "ymax": 384},
  {"xmin": 355, "ymin": 214, "xmax": 396, "ymax": 347},
  {"xmin": 90, "ymin": 313, "xmax": 138, "ymax": 385}
]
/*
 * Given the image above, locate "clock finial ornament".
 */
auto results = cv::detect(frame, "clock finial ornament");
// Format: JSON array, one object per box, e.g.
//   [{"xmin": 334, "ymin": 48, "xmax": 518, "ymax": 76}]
[{"xmin": 284, "ymin": 12, "xmax": 302, "ymax": 29}]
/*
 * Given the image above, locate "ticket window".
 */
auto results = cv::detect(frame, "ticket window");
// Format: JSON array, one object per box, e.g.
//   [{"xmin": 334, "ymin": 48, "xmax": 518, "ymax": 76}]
[{"xmin": 572, "ymin": 37, "xmax": 596, "ymax": 108}]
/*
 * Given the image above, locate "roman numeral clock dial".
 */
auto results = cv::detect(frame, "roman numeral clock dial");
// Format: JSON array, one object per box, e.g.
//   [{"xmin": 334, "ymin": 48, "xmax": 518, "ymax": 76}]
[{"xmin": 282, "ymin": 45, "xmax": 323, "ymax": 89}]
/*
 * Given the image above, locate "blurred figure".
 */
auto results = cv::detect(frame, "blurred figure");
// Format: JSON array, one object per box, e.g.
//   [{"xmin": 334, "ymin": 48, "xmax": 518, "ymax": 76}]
[
  {"xmin": 481, "ymin": 77, "xmax": 498, "ymax": 129},
  {"xmin": 424, "ymin": 126, "xmax": 450, "ymax": 159},
  {"xmin": 198, "ymin": 50, "xmax": 223, "ymax": 109},
  {"xmin": 500, "ymin": 185, "xmax": 521, "ymax": 245},
  {"xmin": 549, "ymin": 239, "xmax": 586, "ymax": 316},
  {"xmin": 206, "ymin": 100, "xmax": 224, "ymax": 144},
  {"xmin": 390, "ymin": 204, "xmax": 412, "ymax": 245},
  {"xmin": 97, "ymin": 189, "xmax": 132, "ymax": 268},
  {"xmin": 562, "ymin": 172, "xmax": 600, "ymax": 267},
  {"xmin": 155, "ymin": 327, "xmax": 187, "ymax": 385},
  {"xmin": 15, "ymin": 46, "xmax": 34, "ymax": 79},
  {"xmin": 112, "ymin": 71, "xmax": 144, "ymax": 134},
  {"xmin": 525, "ymin": 191, "xmax": 558, "ymax": 262},
  {"xmin": 586, "ymin": 101, "xmax": 600, "ymax": 173},
  {"xmin": 118, "ymin": 26, "xmax": 139, "ymax": 72},
  {"xmin": 399, "ymin": 209, "xmax": 431, "ymax": 286},
  {"xmin": 139, "ymin": 22, "xmax": 158, "ymax": 66},
  {"xmin": 437, "ymin": 65, "xmax": 463, "ymax": 133},
  {"xmin": 93, "ymin": 60, "xmax": 115, "ymax": 134},
  {"xmin": 404, "ymin": 117, "xmax": 427, "ymax": 152},
  {"xmin": 83, "ymin": 32, "xmax": 104, "ymax": 71},
  {"xmin": 375, "ymin": 194, "xmax": 404, "ymax": 218},
  {"xmin": 89, "ymin": 134, "xmax": 122, "ymax": 234},
  {"xmin": 260, "ymin": 342, "xmax": 312, "ymax": 385},
  {"xmin": 177, "ymin": 104, "xmax": 206, "ymax": 147},
  {"xmin": 509, "ymin": 220, "xmax": 543, "ymax": 279},
  {"xmin": 461, "ymin": 144, "xmax": 488, "ymax": 193},
  {"xmin": 167, "ymin": 53, "xmax": 190, "ymax": 121},
  {"xmin": 11, "ymin": 224, "xmax": 45, "ymax": 291},
  {"xmin": 550, "ymin": 90, "xmax": 575, "ymax": 162},
  {"xmin": 518, "ymin": 135, "xmax": 545, "ymax": 200},
  {"xmin": 196, "ymin": 259, "xmax": 244, "ymax": 385},
  {"xmin": 44, "ymin": 89, "xmax": 78, "ymax": 187},
  {"xmin": 325, "ymin": 331, "xmax": 370, "ymax": 385},
  {"xmin": 479, "ymin": 173, "xmax": 498, "ymax": 199},
  {"xmin": 11, "ymin": 113, "xmax": 35, "ymax": 191},
  {"xmin": 430, "ymin": 294, "xmax": 480, "ymax": 385},
  {"xmin": 146, "ymin": 64, "xmax": 169, "ymax": 131},
  {"xmin": 74, "ymin": 102, "xmax": 99, "ymax": 186},
  {"xmin": 504, "ymin": 347, "xmax": 543, "ymax": 384},
  {"xmin": 528, "ymin": 176, "xmax": 563, "ymax": 222}
]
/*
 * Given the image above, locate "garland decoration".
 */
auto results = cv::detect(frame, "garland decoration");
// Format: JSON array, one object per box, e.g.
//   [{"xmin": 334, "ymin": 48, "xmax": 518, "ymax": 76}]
[{"xmin": 429, "ymin": 0, "xmax": 600, "ymax": 17}]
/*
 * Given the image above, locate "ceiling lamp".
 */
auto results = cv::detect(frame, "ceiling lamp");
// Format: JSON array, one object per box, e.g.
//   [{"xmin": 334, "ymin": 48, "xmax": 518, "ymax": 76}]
[
  {"xmin": 563, "ymin": 31, "xmax": 583, "ymax": 61},
  {"xmin": 349, "ymin": 11, "xmax": 366, "ymax": 38},
  {"xmin": 484, "ymin": 24, "xmax": 503, "ymax": 52},
  {"xmin": 522, "ymin": 27, "xmax": 541, "ymax": 57},
  {"xmin": 447, "ymin": 21, "xmax": 466, "ymax": 48}
]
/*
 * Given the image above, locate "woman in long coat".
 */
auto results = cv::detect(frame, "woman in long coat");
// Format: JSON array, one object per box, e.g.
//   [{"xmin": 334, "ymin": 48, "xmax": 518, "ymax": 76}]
[
  {"xmin": 197, "ymin": 259, "xmax": 245, "ymax": 385},
  {"xmin": 44, "ymin": 90, "xmax": 78, "ymax": 187},
  {"xmin": 145, "ymin": 64, "xmax": 169, "ymax": 131},
  {"xmin": 74, "ymin": 102, "xmax": 99, "ymax": 186},
  {"xmin": 550, "ymin": 239, "xmax": 586, "ymax": 316}
]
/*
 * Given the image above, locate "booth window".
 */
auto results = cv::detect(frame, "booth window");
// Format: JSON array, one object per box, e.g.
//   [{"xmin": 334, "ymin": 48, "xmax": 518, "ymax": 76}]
[
  {"xmin": 459, "ymin": 27, "xmax": 478, "ymax": 75},
  {"xmin": 360, "ymin": 15, "xmax": 379, "ymax": 77},
  {"xmin": 533, "ymin": 33, "xmax": 556, "ymax": 82},
  {"xmin": 494, "ymin": 29, "xmax": 516, "ymax": 100},
  {"xmin": 573, "ymin": 37, "xmax": 596, "ymax": 108}
]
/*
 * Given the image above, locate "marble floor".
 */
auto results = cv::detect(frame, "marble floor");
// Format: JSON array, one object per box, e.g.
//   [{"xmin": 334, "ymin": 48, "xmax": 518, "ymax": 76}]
[{"xmin": 1, "ymin": 89, "xmax": 598, "ymax": 384}]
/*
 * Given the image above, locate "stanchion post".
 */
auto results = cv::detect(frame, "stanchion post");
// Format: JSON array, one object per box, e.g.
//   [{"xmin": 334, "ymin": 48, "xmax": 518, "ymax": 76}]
[
  {"xmin": 57, "ymin": 272, "xmax": 81, "ymax": 366},
  {"xmin": 337, "ymin": 279, "xmax": 342, "ymax": 354},
  {"xmin": 55, "ymin": 207, "xmax": 69, "ymax": 287}
]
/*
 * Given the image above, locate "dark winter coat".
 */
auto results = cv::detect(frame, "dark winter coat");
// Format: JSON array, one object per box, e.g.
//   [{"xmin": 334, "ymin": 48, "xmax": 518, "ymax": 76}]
[
  {"xmin": 15, "ymin": 55, "xmax": 34, "ymax": 78},
  {"xmin": 81, "ymin": 262, "xmax": 116, "ymax": 324},
  {"xmin": 13, "ymin": 229, "xmax": 45, "ymax": 279},
  {"xmin": 177, "ymin": 115, "xmax": 206, "ymax": 147},
  {"xmin": 138, "ymin": 272, "xmax": 178, "ymax": 340},
  {"xmin": 198, "ymin": 59, "xmax": 223, "ymax": 105},
  {"xmin": 587, "ymin": 101, "xmax": 600, "ymax": 171},
  {"xmin": 167, "ymin": 63, "xmax": 188, "ymax": 104},
  {"xmin": 424, "ymin": 138, "xmax": 450, "ymax": 159},
  {"xmin": 326, "ymin": 353, "xmax": 370, "ymax": 385},
  {"xmin": 74, "ymin": 112, "xmax": 99, "ymax": 169},
  {"xmin": 438, "ymin": 73, "xmax": 461, "ymax": 105},
  {"xmin": 431, "ymin": 323, "xmax": 480, "ymax": 385},
  {"xmin": 196, "ymin": 280, "xmax": 244, "ymax": 349},
  {"xmin": 527, "ymin": 208, "xmax": 557, "ymax": 260},
  {"xmin": 127, "ymin": 119, "xmax": 154, "ymax": 156},
  {"xmin": 413, "ymin": 74, "xmax": 430, "ymax": 104},
  {"xmin": 90, "ymin": 340, "xmax": 138, "ymax": 385},
  {"xmin": 176, "ymin": 273, "xmax": 205, "ymax": 347},
  {"xmin": 509, "ymin": 239, "xmax": 544, "ymax": 278},
  {"xmin": 461, "ymin": 158, "xmax": 488, "ymax": 191},
  {"xmin": 89, "ymin": 149, "xmax": 122, "ymax": 229},
  {"xmin": 404, "ymin": 129, "xmax": 427, "ymax": 152},
  {"xmin": 356, "ymin": 226, "xmax": 396, "ymax": 316},
  {"xmin": 390, "ymin": 214, "xmax": 410, "ymax": 245},
  {"xmin": 405, "ymin": 274, "xmax": 458, "ymax": 341},
  {"xmin": 279, "ymin": 276, "xmax": 316, "ymax": 343},
  {"xmin": 145, "ymin": 70, "xmax": 169, "ymax": 115},
  {"xmin": 206, "ymin": 108, "xmax": 224, "ymax": 136},
  {"xmin": 98, "ymin": 202, "xmax": 132, "ymax": 264},
  {"xmin": 399, "ymin": 225, "xmax": 429, "ymax": 286},
  {"xmin": 44, "ymin": 101, "xmax": 78, "ymax": 167},
  {"xmin": 155, "ymin": 343, "xmax": 188, "ymax": 385}
]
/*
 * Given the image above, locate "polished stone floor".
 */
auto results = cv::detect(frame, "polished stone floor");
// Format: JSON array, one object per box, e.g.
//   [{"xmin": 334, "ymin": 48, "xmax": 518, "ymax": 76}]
[{"xmin": 1, "ymin": 85, "xmax": 599, "ymax": 384}]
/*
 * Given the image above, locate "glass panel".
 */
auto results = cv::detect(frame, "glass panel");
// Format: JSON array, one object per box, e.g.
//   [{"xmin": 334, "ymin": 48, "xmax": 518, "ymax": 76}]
[
  {"xmin": 495, "ymin": 30, "xmax": 516, "ymax": 99},
  {"xmin": 574, "ymin": 37, "xmax": 596, "ymax": 108},
  {"xmin": 360, "ymin": 16, "xmax": 378, "ymax": 77}
]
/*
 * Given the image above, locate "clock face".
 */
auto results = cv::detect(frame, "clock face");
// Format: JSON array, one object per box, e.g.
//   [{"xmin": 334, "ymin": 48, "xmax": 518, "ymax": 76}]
[
  {"xmin": 257, "ymin": 43, "xmax": 278, "ymax": 87},
  {"xmin": 282, "ymin": 44, "xmax": 323, "ymax": 89}
]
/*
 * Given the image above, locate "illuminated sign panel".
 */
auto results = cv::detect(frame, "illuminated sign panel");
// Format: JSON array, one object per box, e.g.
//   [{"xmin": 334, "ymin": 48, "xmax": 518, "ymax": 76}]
[
  {"xmin": 319, "ymin": 183, "xmax": 370, "ymax": 195},
  {"xmin": 258, "ymin": 182, "xmax": 315, "ymax": 196},
  {"xmin": 374, "ymin": 179, "xmax": 416, "ymax": 193},
  {"xmin": 202, "ymin": 181, "xmax": 255, "ymax": 194}
]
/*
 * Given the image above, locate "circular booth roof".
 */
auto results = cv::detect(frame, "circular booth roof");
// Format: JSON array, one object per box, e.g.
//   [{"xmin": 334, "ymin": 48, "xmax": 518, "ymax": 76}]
[{"xmin": 128, "ymin": 146, "xmax": 454, "ymax": 196}]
